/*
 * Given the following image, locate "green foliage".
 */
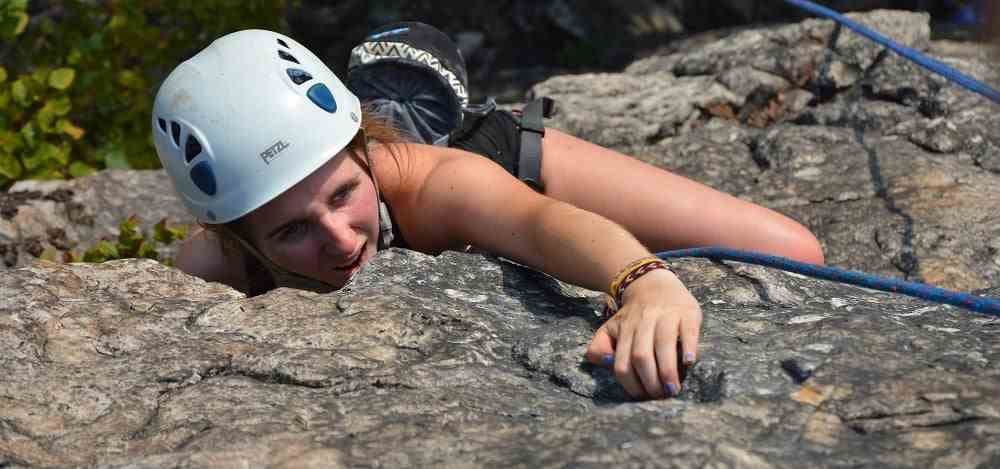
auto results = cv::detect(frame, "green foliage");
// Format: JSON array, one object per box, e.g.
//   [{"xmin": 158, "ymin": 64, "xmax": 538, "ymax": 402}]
[
  {"xmin": 0, "ymin": 0, "xmax": 294, "ymax": 190},
  {"xmin": 66, "ymin": 215, "xmax": 188, "ymax": 264}
]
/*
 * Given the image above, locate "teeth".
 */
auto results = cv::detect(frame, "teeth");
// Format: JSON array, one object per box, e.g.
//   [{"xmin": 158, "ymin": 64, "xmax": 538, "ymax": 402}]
[{"xmin": 335, "ymin": 244, "xmax": 363, "ymax": 269}]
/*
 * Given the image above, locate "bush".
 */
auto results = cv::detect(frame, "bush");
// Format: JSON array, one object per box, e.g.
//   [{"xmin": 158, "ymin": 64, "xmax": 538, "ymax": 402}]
[
  {"xmin": 0, "ymin": 0, "xmax": 293, "ymax": 190},
  {"xmin": 39, "ymin": 215, "xmax": 189, "ymax": 265}
]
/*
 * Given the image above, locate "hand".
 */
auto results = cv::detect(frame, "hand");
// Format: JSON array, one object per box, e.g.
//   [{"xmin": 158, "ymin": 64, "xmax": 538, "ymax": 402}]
[{"xmin": 585, "ymin": 269, "xmax": 703, "ymax": 399}]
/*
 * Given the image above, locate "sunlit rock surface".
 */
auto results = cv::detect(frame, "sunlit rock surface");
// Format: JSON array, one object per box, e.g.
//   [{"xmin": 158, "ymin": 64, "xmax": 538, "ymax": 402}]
[{"xmin": 2, "ymin": 252, "xmax": 998, "ymax": 467}]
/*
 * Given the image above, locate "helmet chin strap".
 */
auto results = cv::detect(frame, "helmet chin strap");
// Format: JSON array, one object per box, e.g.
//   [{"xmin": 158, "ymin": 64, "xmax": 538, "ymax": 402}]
[
  {"xmin": 357, "ymin": 129, "xmax": 395, "ymax": 250},
  {"xmin": 224, "ymin": 130, "xmax": 393, "ymax": 295}
]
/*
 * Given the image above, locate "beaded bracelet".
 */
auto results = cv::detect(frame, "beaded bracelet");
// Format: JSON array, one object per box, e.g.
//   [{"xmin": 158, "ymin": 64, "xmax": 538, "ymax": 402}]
[{"xmin": 603, "ymin": 256, "xmax": 672, "ymax": 319}]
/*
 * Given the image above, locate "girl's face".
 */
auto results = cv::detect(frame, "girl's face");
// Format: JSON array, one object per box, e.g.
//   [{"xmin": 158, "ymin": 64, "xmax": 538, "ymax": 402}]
[{"xmin": 243, "ymin": 150, "xmax": 381, "ymax": 289}]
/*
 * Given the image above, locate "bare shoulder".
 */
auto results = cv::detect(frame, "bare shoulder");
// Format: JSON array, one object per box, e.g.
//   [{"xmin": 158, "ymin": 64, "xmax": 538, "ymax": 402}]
[
  {"xmin": 368, "ymin": 143, "xmax": 484, "ymax": 251},
  {"xmin": 368, "ymin": 142, "xmax": 444, "ymax": 196},
  {"xmin": 174, "ymin": 227, "xmax": 249, "ymax": 292}
]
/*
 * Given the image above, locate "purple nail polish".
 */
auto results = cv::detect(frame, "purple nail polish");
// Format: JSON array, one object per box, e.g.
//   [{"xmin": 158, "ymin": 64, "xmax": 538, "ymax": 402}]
[
  {"xmin": 602, "ymin": 354, "xmax": 615, "ymax": 367},
  {"xmin": 666, "ymin": 383, "xmax": 678, "ymax": 396},
  {"xmin": 684, "ymin": 352, "xmax": 696, "ymax": 364}
]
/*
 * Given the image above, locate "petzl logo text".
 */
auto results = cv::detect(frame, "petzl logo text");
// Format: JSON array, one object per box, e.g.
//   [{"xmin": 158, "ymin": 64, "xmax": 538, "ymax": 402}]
[{"xmin": 260, "ymin": 140, "xmax": 290, "ymax": 164}]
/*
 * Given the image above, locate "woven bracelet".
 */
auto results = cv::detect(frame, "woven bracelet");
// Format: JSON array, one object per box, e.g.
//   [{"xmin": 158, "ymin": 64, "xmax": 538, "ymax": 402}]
[{"xmin": 603, "ymin": 257, "xmax": 671, "ymax": 319}]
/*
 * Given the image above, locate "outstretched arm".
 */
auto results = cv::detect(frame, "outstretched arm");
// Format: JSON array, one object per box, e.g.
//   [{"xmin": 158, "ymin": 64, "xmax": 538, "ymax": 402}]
[
  {"xmin": 540, "ymin": 128, "xmax": 825, "ymax": 265},
  {"xmin": 386, "ymin": 145, "xmax": 702, "ymax": 399}
]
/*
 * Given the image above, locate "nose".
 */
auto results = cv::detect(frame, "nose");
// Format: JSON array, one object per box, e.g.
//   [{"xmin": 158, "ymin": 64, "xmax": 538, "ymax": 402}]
[{"xmin": 317, "ymin": 212, "xmax": 357, "ymax": 257}]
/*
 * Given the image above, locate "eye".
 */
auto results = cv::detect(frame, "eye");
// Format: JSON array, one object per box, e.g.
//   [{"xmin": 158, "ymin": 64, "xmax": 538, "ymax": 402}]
[
  {"xmin": 278, "ymin": 222, "xmax": 308, "ymax": 242},
  {"xmin": 330, "ymin": 181, "xmax": 357, "ymax": 205}
]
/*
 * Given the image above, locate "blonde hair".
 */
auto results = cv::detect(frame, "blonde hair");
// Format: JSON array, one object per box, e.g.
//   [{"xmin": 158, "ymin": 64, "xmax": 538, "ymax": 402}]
[{"xmin": 200, "ymin": 105, "xmax": 405, "ymax": 295}]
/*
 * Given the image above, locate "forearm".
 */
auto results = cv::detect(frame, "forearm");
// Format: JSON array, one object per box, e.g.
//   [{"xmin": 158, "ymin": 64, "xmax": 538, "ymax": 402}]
[{"xmin": 526, "ymin": 201, "xmax": 670, "ymax": 293}]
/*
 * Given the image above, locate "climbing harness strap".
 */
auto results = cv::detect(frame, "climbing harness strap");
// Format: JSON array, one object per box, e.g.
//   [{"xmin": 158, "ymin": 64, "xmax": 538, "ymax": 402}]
[
  {"xmin": 517, "ymin": 97, "xmax": 555, "ymax": 192},
  {"xmin": 782, "ymin": 0, "xmax": 1000, "ymax": 105},
  {"xmin": 451, "ymin": 96, "xmax": 554, "ymax": 192},
  {"xmin": 657, "ymin": 247, "xmax": 1000, "ymax": 318}
]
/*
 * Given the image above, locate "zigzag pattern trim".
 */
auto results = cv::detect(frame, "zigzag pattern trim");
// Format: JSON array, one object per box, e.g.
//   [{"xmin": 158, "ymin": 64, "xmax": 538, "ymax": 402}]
[{"xmin": 350, "ymin": 41, "xmax": 469, "ymax": 107}]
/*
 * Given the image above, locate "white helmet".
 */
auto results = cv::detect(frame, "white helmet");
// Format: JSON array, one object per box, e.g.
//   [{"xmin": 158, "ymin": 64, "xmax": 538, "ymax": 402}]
[{"xmin": 152, "ymin": 29, "xmax": 362, "ymax": 224}]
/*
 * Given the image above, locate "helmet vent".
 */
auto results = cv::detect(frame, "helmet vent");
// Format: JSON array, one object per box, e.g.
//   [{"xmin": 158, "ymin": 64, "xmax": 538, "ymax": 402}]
[
  {"xmin": 307, "ymin": 83, "xmax": 338, "ymax": 113},
  {"xmin": 190, "ymin": 161, "xmax": 217, "ymax": 196},
  {"xmin": 286, "ymin": 68, "xmax": 312, "ymax": 85},
  {"xmin": 157, "ymin": 118, "xmax": 167, "ymax": 133},
  {"xmin": 170, "ymin": 121, "xmax": 181, "ymax": 147},
  {"xmin": 278, "ymin": 50, "xmax": 299, "ymax": 64},
  {"xmin": 185, "ymin": 135, "xmax": 202, "ymax": 163},
  {"xmin": 276, "ymin": 38, "xmax": 289, "ymax": 48}
]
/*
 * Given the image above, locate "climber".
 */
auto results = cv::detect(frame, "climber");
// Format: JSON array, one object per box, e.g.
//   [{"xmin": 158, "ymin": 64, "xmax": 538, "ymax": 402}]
[{"xmin": 154, "ymin": 30, "xmax": 824, "ymax": 400}]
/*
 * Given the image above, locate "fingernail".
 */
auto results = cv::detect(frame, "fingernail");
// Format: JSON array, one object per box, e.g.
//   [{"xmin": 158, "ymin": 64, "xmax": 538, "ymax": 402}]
[
  {"xmin": 683, "ymin": 352, "xmax": 696, "ymax": 365},
  {"xmin": 602, "ymin": 354, "xmax": 615, "ymax": 367},
  {"xmin": 665, "ymin": 383, "xmax": 678, "ymax": 397}
]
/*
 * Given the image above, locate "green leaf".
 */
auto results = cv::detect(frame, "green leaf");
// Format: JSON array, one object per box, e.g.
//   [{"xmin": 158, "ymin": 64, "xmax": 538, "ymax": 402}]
[
  {"xmin": 108, "ymin": 14, "xmax": 127, "ymax": 30},
  {"xmin": 137, "ymin": 243, "xmax": 159, "ymax": 260},
  {"xmin": 39, "ymin": 247, "xmax": 60, "ymax": 262},
  {"xmin": 154, "ymin": 219, "xmax": 188, "ymax": 244},
  {"xmin": 83, "ymin": 240, "xmax": 119, "ymax": 263},
  {"xmin": 14, "ymin": 11, "xmax": 28, "ymax": 35},
  {"xmin": 117, "ymin": 70, "xmax": 142, "ymax": 89},
  {"xmin": 0, "ymin": 130, "xmax": 19, "ymax": 152},
  {"xmin": 54, "ymin": 143, "xmax": 70, "ymax": 165},
  {"xmin": 0, "ymin": 152, "xmax": 22, "ymax": 180},
  {"xmin": 36, "ymin": 98, "xmax": 72, "ymax": 133},
  {"xmin": 11, "ymin": 79, "xmax": 27, "ymax": 106},
  {"xmin": 68, "ymin": 161, "xmax": 96, "ymax": 178},
  {"xmin": 67, "ymin": 49, "xmax": 82, "ymax": 65},
  {"xmin": 19, "ymin": 122, "xmax": 34, "ymax": 146},
  {"xmin": 35, "ymin": 107, "xmax": 55, "ymax": 132},
  {"xmin": 0, "ymin": 67, "xmax": 7, "ymax": 84},
  {"xmin": 48, "ymin": 96, "xmax": 71, "ymax": 116},
  {"xmin": 25, "ymin": 142, "xmax": 61, "ymax": 170},
  {"xmin": 48, "ymin": 68, "xmax": 76, "ymax": 90},
  {"xmin": 30, "ymin": 69, "xmax": 47, "ymax": 86},
  {"xmin": 117, "ymin": 215, "xmax": 144, "ymax": 257}
]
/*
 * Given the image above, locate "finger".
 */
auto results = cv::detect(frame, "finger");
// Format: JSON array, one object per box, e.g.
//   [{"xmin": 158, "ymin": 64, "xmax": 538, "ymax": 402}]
[
  {"xmin": 630, "ymin": 314, "xmax": 665, "ymax": 398},
  {"xmin": 585, "ymin": 323, "xmax": 616, "ymax": 368},
  {"xmin": 612, "ymin": 319, "xmax": 646, "ymax": 399},
  {"xmin": 680, "ymin": 308, "xmax": 702, "ymax": 367},
  {"xmin": 654, "ymin": 317, "xmax": 680, "ymax": 397}
]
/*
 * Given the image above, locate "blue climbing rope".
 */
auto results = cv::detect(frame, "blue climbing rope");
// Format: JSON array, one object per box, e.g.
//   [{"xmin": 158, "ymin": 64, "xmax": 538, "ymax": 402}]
[
  {"xmin": 656, "ymin": 247, "xmax": 1000, "ymax": 318},
  {"xmin": 782, "ymin": 0, "xmax": 1000, "ymax": 105}
]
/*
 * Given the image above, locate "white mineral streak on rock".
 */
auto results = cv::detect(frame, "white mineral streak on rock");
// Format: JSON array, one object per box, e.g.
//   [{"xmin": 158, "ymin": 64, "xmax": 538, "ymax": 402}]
[
  {"xmin": 788, "ymin": 314, "xmax": 828, "ymax": 324},
  {"xmin": 443, "ymin": 288, "xmax": 488, "ymax": 303},
  {"xmin": 895, "ymin": 305, "xmax": 939, "ymax": 317},
  {"xmin": 804, "ymin": 343, "xmax": 835, "ymax": 354},
  {"xmin": 829, "ymin": 298, "xmax": 850, "ymax": 308},
  {"xmin": 922, "ymin": 325, "xmax": 960, "ymax": 333},
  {"xmin": 780, "ymin": 271, "xmax": 809, "ymax": 280}
]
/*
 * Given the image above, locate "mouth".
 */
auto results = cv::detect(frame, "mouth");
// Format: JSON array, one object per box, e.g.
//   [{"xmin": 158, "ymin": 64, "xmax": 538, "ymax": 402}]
[{"xmin": 333, "ymin": 242, "xmax": 366, "ymax": 272}]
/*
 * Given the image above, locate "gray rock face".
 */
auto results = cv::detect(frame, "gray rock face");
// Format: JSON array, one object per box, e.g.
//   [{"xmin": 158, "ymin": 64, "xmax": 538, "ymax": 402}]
[
  {"xmin": 3, "ymin": 9, "xmax": 1000, "ymax": 467},
  {"xmin": 0, "ymin": 171, "xmax": 195, "ymax": 268},
  {"xmin": 3, "ymin": 251, "xmax": 999, "ymax": 467}
]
